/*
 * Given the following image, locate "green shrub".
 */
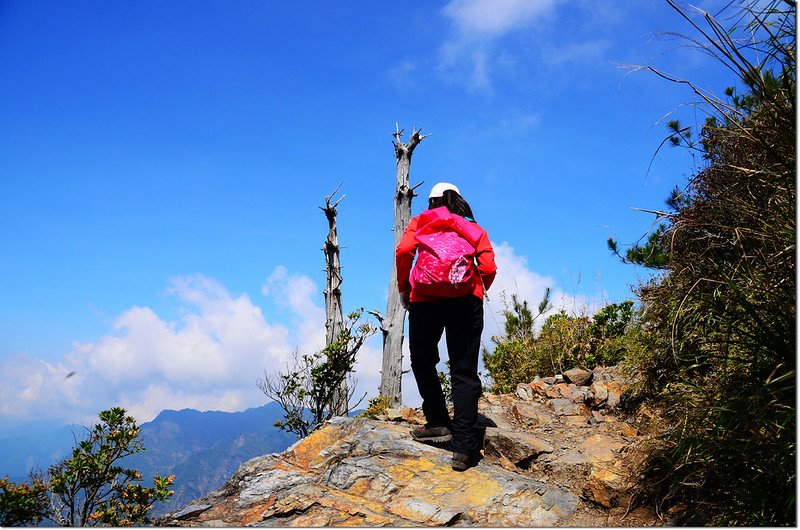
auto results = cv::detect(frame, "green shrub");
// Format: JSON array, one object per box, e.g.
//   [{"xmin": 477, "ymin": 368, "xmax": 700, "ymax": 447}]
[
  {"xmin": 0, "ymin": 476, "xmax": 48, "ymax": 527},
  {"xmin": 258, "ymin": 309, "xmax": 376, "ymax": 438},
  {"xmin": 0, "ymin": 408, "xmax": 174, "ymax": 527},
  {"xmin": 537, "ymin": 312, "xmax": 591, "ymax": 372},
  {"xmin": 484, "ymin": 336, "xmax": 537, "ymax": 393},
  {"xmin": 588, "ymin": 300, "xmax": 635, "ymax": 366},
  {"xmin": 484, "ymin": 296, "xmax": 637, "ymax": 393}
]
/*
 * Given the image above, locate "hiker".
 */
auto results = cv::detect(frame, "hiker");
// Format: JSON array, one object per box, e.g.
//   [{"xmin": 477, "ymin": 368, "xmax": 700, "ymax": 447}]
[{"xmin": 396, "ymin": 182, "xmax": 497, "ymax": 471}]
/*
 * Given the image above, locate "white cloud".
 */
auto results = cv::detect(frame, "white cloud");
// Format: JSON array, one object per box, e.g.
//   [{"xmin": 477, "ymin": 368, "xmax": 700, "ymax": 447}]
[
  {"xmin": 543, "ymin": 39, "xmax": 611, "ymax": 66},
  {"xmin": 443, "ymin": 0, "xmax": 555, "ymax": 38},
  {"xmin": 118, "ymin": 383, "xmax": 251, "ymax": 425},
  {"xmin": 434, "ymin": 1, "xmax": 633, "ymax": 97},
  {"xmin": 0, "ymin": 355, "xmax": 88, "ymax": 423},
  {"xmin": 0, "ymin": 270, "xmax": 325, "ymax": 426},
  {"xmin": 500, "ymin": 111, "xmax": 542, "ymax": 131},
  {"xmin": 0, "ymin": 250, "xmax": 609, "ymax": 427},
  {"xmin": 263, "ymin": 266, "xmax": 326, "ymax": 355},
  {"xmin": 468, "ymin": 49, "xmax": 492, "ymax": 94},
  {"xmin": 77, "ymin": 274, "xmax": 293, "ymax": 390},
  {"xmin": 350, "ymin": 336, "xmax": 385, "ymax": 408},
  {"xmin": 437, "ymin": 0, "xmax": 555, "ymax": 94},
  {"xmin": 482, "ymin": 242, "xmax": 599, "ymax": 343},
  {"xmin": 385, "ymin": 59, "xmax": 419, "ymax": 90}
]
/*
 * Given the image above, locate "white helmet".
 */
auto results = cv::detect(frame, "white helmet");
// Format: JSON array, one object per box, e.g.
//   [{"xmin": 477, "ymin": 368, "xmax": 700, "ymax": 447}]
[{"xmin": 429, "ymin": 182, "xmax": 460, "ymax": 199}]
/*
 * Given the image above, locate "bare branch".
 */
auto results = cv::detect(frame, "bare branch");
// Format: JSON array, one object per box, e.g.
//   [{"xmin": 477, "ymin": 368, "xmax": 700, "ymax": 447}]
[
  {"xmin": 366, "ymin": 309, "xmax": 384, "ymax": 325},
  {"xmin": 631, "ymin": 207, "xmax": 676, "ymax": 218}
]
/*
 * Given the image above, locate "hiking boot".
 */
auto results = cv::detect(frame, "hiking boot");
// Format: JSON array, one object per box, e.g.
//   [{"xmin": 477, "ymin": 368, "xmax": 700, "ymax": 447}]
[
  {"xmin": 410, "ymin": 424, "xmax": 452, "ymax": 443},
  {"xmin": 451, "ymin": 451, "xmax": 482, "ymax": 472}
]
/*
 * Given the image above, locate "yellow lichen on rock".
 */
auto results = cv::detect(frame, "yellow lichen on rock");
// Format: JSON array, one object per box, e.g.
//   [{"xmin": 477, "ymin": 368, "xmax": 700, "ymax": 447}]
[
  {"xmin": 387, "ymin": 456, "xmax": 504, "ymax": 510},
  {"xmin": 452, "ymin": 469, "xmax": 504, "ymax": 505},
  {"xmin": 287, "ymin": 423, "xmax": 344, "ymax": 469},
  {"xmin": 386, "ymin": 456, "xmax": 438, "ymax": 483}
]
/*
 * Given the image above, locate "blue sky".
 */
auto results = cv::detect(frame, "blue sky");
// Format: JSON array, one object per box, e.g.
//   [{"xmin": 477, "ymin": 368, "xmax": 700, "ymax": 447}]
[{"xmin": 0, "ymin": 0, "xmax": 733, "ymax": 429}]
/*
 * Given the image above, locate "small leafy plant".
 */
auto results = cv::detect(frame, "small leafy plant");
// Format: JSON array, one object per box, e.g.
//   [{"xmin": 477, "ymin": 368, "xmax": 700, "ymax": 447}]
[
  {"xmin": 258, "ymin": 309, "xmax": 376, "ymax": 438},
  {"xmin": 0, "ymin": 407, "xmax": 174, "ymax": 527}
]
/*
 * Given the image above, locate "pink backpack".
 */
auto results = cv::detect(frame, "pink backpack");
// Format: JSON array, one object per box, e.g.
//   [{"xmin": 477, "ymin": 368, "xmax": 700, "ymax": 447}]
[{"xmin": 410, "ymin": 207, "xmax": 479, "ymax": 298}]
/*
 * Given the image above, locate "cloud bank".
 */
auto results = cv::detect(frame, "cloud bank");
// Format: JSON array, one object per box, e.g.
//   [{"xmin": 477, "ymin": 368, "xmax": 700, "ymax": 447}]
[
  {"xmin": 0, "ymin": 245, "xmax": 603, "ymax": 427},
  {"xmin": 1, "ymin": 271, "xmax": 314, "ymax": 426}
]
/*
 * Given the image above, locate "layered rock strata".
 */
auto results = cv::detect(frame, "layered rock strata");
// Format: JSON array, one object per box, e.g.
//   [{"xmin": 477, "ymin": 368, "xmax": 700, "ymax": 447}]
[{"xmin": 162, "ymin": 366, "xmax": 660, "ymax": 527}]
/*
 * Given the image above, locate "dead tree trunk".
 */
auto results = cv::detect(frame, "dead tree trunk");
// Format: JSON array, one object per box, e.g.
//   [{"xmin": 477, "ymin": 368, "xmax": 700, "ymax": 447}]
[
  {"xmin": 321, "ymin": 186, "xmax": 348, "ymax": 416},
  {"xmin": 378, "ymin": 124, "xmax": 427, "ymax": 407}
]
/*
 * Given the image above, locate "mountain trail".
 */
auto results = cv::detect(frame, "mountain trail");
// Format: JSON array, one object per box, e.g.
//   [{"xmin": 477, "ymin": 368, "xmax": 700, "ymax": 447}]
[{"xmin": 160, "ymin": 366, "xmax": 665, "ymax": 527}]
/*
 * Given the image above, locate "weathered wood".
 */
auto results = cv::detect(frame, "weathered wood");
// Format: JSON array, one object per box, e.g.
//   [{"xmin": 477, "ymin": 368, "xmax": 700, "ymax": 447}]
[
  {"xmin": 379, "ymin": 124, "xmax": 427, "ymax": 407},
  {"xmin": 321, "ymin": 185, "xmax": 347, "ymax": 416}
]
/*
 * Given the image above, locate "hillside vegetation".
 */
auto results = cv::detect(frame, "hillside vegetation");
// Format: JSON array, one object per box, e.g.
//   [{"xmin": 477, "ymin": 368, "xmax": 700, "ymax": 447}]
[{"xmin": 489, "ymin": 1, "xmax": 795, "ymax": 525}]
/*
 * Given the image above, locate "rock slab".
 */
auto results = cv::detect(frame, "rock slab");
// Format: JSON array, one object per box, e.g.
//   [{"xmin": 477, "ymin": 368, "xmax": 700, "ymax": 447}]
[{"xmin": 160, "ymin": 417, "xmax": 595, "ymax": 527}]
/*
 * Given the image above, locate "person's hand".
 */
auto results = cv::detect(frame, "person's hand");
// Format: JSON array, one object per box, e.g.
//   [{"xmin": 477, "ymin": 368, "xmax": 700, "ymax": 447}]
[{"xmin": 400, "ymin": 291, "xmax": 410, "ymax": 310}]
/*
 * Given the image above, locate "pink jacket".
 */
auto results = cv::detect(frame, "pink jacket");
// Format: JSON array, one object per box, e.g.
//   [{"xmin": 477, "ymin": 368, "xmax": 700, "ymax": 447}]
[{"xmin": 396, "ymin": 207, "xmax": 497, "ymax": 302}]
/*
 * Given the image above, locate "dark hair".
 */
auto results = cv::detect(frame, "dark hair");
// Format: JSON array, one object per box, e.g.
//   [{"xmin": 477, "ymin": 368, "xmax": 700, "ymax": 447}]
[{"xmin": 428, "ymin": 189, "xmax": 475, "ymax": 220}]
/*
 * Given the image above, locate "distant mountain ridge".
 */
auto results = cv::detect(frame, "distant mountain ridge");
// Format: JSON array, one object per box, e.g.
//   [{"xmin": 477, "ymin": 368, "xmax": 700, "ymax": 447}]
[
  {"xmin": 0, "ymin": 402, "xmax": 298, "ymax": 514},
  {"xmin": 128, "ymin": 402, "xmax": 298, "ymax": 512},
  {"xmin": 0, "ymin": 425, "xmax": 78, "ymax": 483}
]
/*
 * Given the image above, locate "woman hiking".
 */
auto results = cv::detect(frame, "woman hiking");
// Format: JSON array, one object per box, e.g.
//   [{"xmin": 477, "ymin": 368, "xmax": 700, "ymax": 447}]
[{"xmin": 395, "ymin": 182, "xmax": 497, "ymax": 471}]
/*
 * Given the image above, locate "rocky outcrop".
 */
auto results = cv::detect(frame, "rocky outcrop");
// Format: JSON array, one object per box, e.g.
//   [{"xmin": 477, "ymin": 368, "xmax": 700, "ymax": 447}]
[{"xmin": 161, "ymin": 366, "xmax": 660, "ymax": 527}]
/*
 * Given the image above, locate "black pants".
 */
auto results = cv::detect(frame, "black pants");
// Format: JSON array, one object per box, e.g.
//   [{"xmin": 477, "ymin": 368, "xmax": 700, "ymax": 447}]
[{"xmin": 408, "ymin": 295, "xmax": 484, "ymax": 454}]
